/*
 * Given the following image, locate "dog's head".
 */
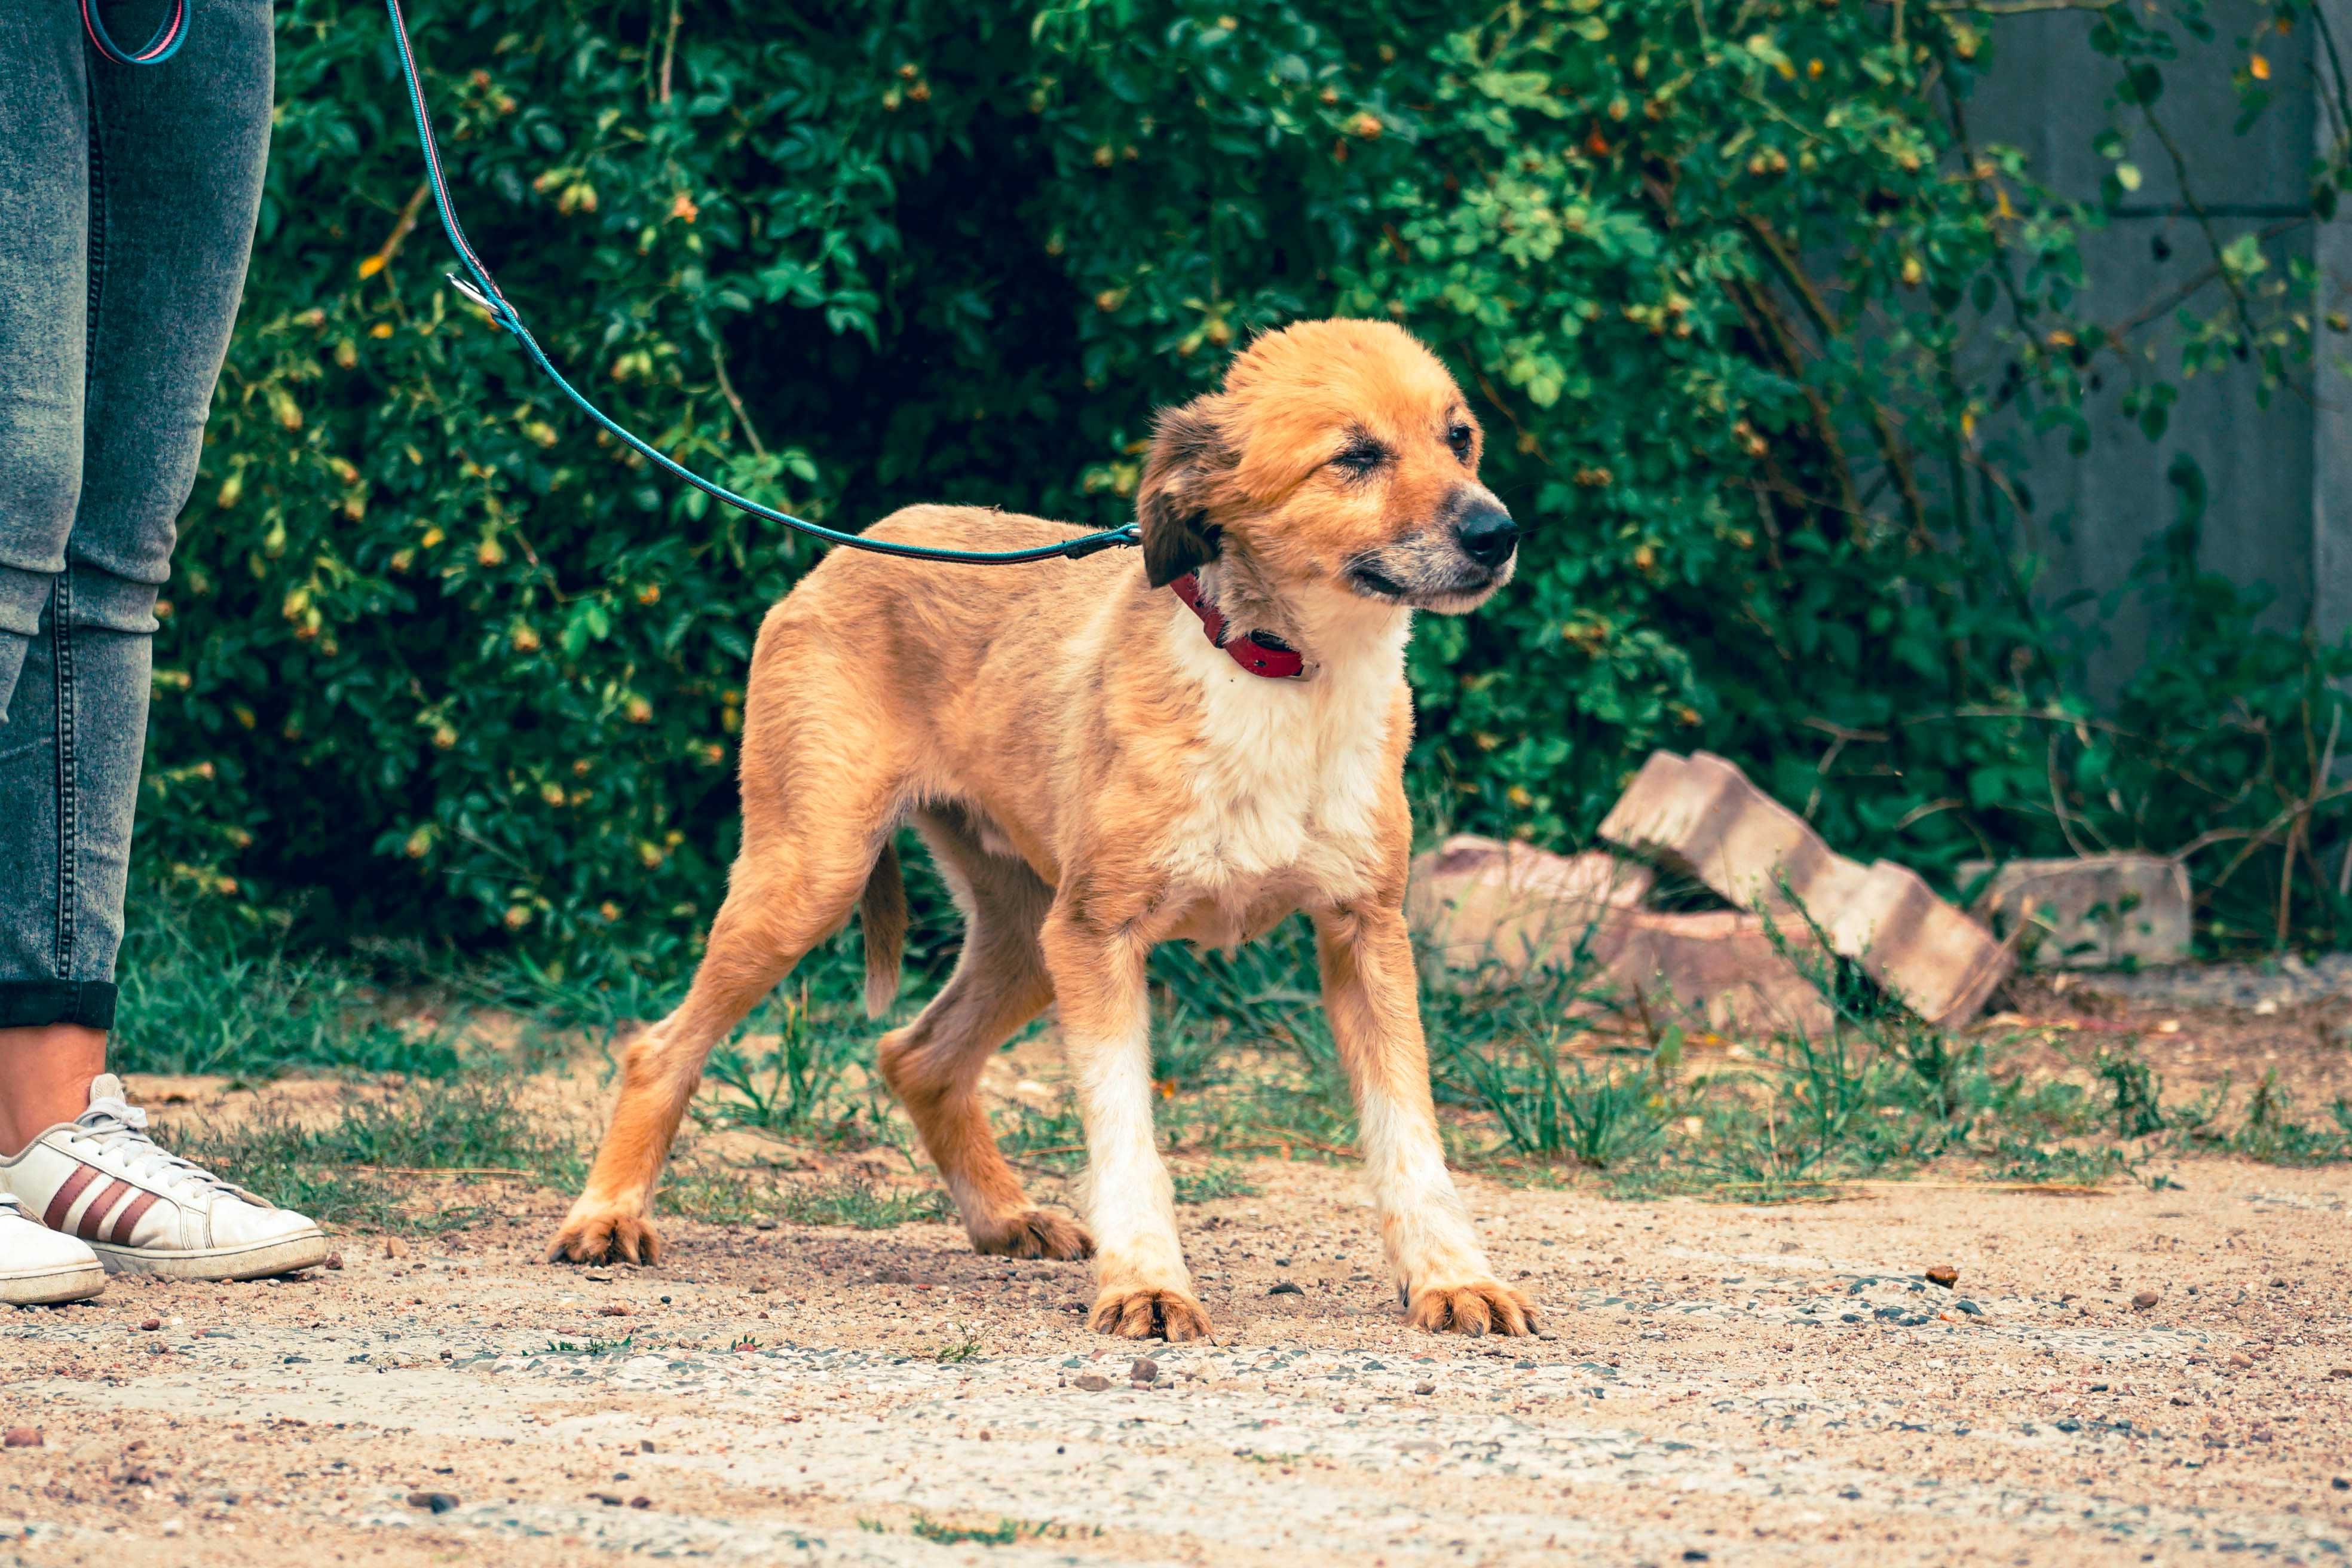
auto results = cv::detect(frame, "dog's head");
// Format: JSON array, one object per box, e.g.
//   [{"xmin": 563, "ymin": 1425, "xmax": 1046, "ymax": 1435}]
[{"xmin": 1134, "ymin": 319, "xmax": 1516, "ymax": 615}]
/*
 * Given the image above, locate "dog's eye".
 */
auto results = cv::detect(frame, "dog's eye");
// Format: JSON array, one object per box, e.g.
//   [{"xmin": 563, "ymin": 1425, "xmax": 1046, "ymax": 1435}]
[
  {"xmin": 1331, "ymin": 436, "xmax": 1388, "ymax": 477},
  {"xmin": 1447, "ymin": 422, "xmax": 1475, "ymax": 464}
]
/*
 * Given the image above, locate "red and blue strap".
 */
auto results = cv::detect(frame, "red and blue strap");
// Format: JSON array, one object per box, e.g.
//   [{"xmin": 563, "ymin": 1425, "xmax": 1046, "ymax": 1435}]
[{"xmin": 82, "ymin": 0, "xmax": 190, "ymax": 65}]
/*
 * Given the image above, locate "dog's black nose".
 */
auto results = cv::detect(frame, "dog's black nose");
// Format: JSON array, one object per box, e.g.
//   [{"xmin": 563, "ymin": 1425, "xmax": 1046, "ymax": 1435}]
[{"xmin": 1454, "ymin": 500, "xmax": 1518, "ymax": 568}]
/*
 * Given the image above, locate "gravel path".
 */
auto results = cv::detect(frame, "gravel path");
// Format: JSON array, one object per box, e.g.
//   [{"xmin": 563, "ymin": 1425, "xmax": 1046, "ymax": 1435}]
[
  {"xmin": 2059, "ymin": 952, "xmax": 2352, "ymax": 1013},
  {"xmin": 2, "ymin": 1157, "xmax": 2347, "ymax": 1566}
]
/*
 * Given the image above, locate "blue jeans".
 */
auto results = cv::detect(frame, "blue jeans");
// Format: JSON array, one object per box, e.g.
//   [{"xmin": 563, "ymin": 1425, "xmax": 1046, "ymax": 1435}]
[{"xmin": 0, "ymin": 0, "xmax": 272, "ymax": 1030}]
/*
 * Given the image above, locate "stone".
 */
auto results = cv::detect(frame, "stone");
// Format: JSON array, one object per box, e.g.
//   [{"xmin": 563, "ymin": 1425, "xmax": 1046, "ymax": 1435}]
[
  {"xmin": 382, "ymin": 1237, "xmax": 409, "ymax": 1259},
  {"xmin": 2132, "ymin": 1290, "xmax": 2160, "ymax": 1310},
  {"xmin": 1268, "ymin": 1281, "xmax": 1304, "ymax": 1296},
  {"xmin": 407, "ymin": 1490, "xmax": 460, "ymax": 1513},
  {"xmin": 1130, "ymin": 1356, "xmax": 1159, "ymax": 1382},
  {"xmin": 1956, "ymin": 853, "xmax": 2192, "ymax": 969},
  {"xmin": 1, "ymin": 1429, "xmax": 40, "ymax": 1449},
  {"xmin": 1598, "ymin": 751, "xmax": 2011, "ymax": 1024},
  {"xmin": 1073, "ymin": 1373, "xmax": 1111, "ymax": 1391},
  {"xmin": 1925, "ymin": 1265, "xmax": 1958, "ymax": 1288},
  {"xmin": 1406, "ymin": 834, "xmax": 1653, "ymax": 970},
  {"xmin": 1407, "ymin": 833, "xmax": 1834, "ymax": 1034},
  {"xmin": 1413, "ymin": 1381, "xmax": 1437, "ymax": 1395}
]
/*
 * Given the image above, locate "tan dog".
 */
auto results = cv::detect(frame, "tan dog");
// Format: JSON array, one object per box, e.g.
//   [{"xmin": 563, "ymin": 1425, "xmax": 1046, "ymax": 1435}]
[{"xmin": 550, "ymin": 318, "xmax": 1538, "ymax": 1340}]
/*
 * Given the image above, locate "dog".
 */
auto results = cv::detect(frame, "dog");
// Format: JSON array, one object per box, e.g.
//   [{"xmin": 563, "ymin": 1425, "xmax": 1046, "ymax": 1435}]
[{"xmin": 550, "ymin": 318, "xmax": 1539, "ymax": 1340}]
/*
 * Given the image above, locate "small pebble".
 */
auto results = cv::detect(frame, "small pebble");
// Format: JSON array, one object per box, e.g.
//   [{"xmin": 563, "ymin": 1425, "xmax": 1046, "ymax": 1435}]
[
  {"xmin": 1130, "ymin": 1356, "xmax": 1159, "ymax": 1382},
  {"xmin": 1268, "ymin": 1282, "xmax": 1303, "ymax": 1296},
  {"xmin": 1926, "ymin": 1266, "xmax": 1958, "ymax": 1288},
  {"xmin": 1413, "ymin": 1381, "xmax": 1436, "ymax": 1396},
  {"xmin": 754, "ymin": 1218, "xmax": 777, "ymax": 1232},
  {"xmin": 639, "ymin": 1439, "xmax": 657, "ymax": 1453},
  {"xmin": 324, "ymin": 1253, "xmax": 344, "ymax": 1271},
  {"xmin": 139, "ymin": 1318, "xmax": 161, "ymax": 1332},
  {"xmin": 2131, "ymin": 1290, "xmax": 2159, "ymax": 1310},
  {"xmin": 406, "ymin": 1491, "xmax": 460, "ymax": 1514},
  {"xmin": 1073, "ymin": 1373, "xmax": 1111, "ymax": 1392},
  {"xmin": 599, "ymin": 1304, "xmax": 632, "ymax": 1317},
  {"xmin": 1954, "ymin": 1299, "xmax": 1982, "ymax": 1316},
  {"xmin": 749, "ymin": 1278, "xmax": 774, "ymax": 1295},
  {"xmin": 2, "ymin": 1428, "xmax": 41, "ymax": 1449},
  {"xmin": 2328, "ymin": 1368, "xmax": 2352, "ymax": 1380},
  {"xmin": 383, "ymin": 1238, "xmax": 409, "ymax": 1259},
  {"xmin": 629, "ymin": 1496, "xmax": 652, "ymax": 1509}
]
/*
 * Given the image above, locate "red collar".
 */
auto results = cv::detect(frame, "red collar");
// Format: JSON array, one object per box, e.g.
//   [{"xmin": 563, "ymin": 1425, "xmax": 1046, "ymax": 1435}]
[{"xmin": 1169, "ymin": 573, "xmax": 1306, "ymax": 679}]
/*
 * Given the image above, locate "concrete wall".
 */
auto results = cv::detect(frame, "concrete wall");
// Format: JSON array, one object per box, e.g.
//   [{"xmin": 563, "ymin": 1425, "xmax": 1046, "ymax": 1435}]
[{"xmin": 1967, "ymin": 0, "xmax": 2349, "ymax": 691}]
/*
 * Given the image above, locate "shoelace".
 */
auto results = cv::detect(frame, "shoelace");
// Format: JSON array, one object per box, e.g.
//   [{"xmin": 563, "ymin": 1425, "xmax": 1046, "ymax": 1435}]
[{"xmin": 72, "ymin": 1097, "xmax": 246, "ymax": 1207}]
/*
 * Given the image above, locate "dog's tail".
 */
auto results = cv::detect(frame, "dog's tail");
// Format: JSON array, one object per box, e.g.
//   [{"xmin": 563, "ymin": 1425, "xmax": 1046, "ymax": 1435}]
[{"xmin": 859, "ymin": 839, "xmax": 908, "ymax": 1019}]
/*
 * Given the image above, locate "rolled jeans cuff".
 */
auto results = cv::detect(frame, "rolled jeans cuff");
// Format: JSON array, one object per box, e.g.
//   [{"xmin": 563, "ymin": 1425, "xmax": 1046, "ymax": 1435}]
[{"xmin": 0, "ymin": 980, "xmax": 118, "ymax": 1031}]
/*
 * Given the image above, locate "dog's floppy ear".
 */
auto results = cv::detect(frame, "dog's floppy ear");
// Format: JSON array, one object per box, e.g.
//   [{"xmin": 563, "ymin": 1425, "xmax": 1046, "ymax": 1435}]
[{"xmin": 1136, "ymin": 396, "xmax": 1232, "ymax": 588}]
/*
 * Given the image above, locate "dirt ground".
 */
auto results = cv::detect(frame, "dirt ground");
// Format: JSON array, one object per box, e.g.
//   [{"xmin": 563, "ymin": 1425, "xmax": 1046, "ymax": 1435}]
[
  {"xmin": 4, "ymin": 1126, "xmax": 2349, "ymax": 1567},
  {"xmin": 2, "ymin": 965, "xmax": 2349, "ymax": 1567}
]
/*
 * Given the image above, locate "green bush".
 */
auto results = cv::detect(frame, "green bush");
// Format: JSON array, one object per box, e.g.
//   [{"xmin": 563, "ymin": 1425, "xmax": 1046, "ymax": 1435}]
[{"xmin": 145, "ymin": 0, "xmax": 2350, "ymax": 970}]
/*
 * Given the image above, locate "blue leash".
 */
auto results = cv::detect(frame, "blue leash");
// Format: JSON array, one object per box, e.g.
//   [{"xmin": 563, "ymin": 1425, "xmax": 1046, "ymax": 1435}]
[{"xmin": 88, "ymin": 0, "xmax": 1144, "ymax": 569}]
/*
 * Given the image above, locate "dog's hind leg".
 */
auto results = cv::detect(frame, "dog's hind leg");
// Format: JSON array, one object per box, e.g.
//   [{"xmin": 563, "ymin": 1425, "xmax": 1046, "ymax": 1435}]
[
  {"xmin": 877, "ymin": 807, "xmax": 1091, "ymax": 1261},
  {"xmin": 550, "ymin": 679, "xmax": 902, "ymax": 1266}
]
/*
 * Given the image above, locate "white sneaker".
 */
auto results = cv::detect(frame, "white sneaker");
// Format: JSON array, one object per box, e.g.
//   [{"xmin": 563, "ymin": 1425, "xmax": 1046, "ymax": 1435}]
[
  {"xmin": 0, "ymin": 1075, "xmax": 329, "ymax": 1282},
  {"xmin": 0, "ymin": 1191, "xmax": 105, "ymax": 1305}
]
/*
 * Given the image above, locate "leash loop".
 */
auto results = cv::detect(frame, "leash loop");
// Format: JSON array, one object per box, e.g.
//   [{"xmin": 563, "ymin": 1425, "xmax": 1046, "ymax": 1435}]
[{"xmin": 82, "ymin": 0, "xmax": 190, "ymax": 65}]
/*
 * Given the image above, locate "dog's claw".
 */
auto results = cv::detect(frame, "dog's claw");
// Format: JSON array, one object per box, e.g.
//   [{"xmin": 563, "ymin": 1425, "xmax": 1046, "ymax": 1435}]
[
  {"xmin": 547, "ymin": 1203, "xmax": 662, "ymax": 1266},
  {"xmin": 1089, "ymin": 1286, "xmax": 1211, "ymax": 1342},
  {"xmin": 971, "ymin": 1209, "xmax": 1095, "ymax": 1261},
  {"xmin": 1406, "ymin": 1280, "xmax": 1539, "ymax": 1337}
]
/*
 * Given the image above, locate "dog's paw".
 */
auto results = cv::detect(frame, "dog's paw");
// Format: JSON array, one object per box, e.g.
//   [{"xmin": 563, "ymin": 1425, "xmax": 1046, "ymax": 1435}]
[
  {"xmin": 547, "ymin": 1200, "xmax": 662, "ymax": 1266},
  {"xmin": 1405, "ymin": 1278, "xmax": 1538, "ymax": 1337},
  {"xmin": 972, "ymin": 1209, "xmax": 1095, "ymax": 1261},
  {"xmin": 1089, "ymin": 1285, "xmax": 1212, "ymax": 1342}
]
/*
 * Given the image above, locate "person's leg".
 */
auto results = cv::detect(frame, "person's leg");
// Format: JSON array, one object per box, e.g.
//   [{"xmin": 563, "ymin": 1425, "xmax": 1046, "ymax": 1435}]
[
  {"xmin": 0, "ymin": 1, "xmax": 319, "ymax": 1282},
  {"xmin": 0, "ymin": 0, "xmax": 103, "ymax": 1147},
  {"xmin": 0, "ymin": 0, "xmax": 274, "ymax": 1147}
]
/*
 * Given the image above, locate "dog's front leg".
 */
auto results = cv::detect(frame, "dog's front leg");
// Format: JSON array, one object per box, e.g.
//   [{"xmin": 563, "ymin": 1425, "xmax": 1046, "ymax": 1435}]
[
  {"xmin": 1040, "ymin": 904, "xmax": 1209, "ymax": 1342},
  {"xmin": 1314, "ymin": 902, "xmax": 1539, "ymax": 1336}
]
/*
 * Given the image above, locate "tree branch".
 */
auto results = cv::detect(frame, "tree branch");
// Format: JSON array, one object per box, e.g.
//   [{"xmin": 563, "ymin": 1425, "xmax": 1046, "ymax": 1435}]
[{"xmin": 1742, "ymin": 214, "xmax": 1933, "ymax": 548}]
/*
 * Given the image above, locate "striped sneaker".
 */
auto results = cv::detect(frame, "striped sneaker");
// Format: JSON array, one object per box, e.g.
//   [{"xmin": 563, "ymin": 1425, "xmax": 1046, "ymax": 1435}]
[
  {"xmin": 0, "ymin": 1075, "xmax": 329, "ymax": 1282},
  {"xmin": 0, "ymin": 1191, "xmax": 106, "ymax": 1305}
]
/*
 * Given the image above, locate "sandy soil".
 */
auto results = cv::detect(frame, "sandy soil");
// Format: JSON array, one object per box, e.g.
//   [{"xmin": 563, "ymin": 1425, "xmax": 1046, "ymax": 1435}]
[{"xmin": 3, "ymin": 1137, "xmax": 2348, "ymax": 1567}]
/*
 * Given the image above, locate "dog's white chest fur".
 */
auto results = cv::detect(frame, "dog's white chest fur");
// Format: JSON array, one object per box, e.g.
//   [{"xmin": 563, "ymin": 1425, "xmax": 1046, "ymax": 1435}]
[{"xmin": 1157, "ymin": 598, "xmax": 1405, "ymax": 916}]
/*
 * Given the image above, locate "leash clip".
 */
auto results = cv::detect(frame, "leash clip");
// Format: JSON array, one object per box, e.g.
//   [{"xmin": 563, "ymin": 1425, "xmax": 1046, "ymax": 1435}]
[
  {"xmin": 1058, "ymin": 523, "xmax": 1143, "ymax": 560},
  {"xmin": 445, "ymin": 272, "xmax": 516, "ymax": 330}
]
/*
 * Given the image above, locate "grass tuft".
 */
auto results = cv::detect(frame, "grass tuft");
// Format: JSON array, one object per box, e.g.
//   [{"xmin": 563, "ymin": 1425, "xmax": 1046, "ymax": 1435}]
[
  {"xmin": 777, "ymin": 1173, "xmax": 951, "ymax": 1229},
  {"xmin": 158, "ymin": 1076, "xmax": 580, "ymax": 1233}
]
